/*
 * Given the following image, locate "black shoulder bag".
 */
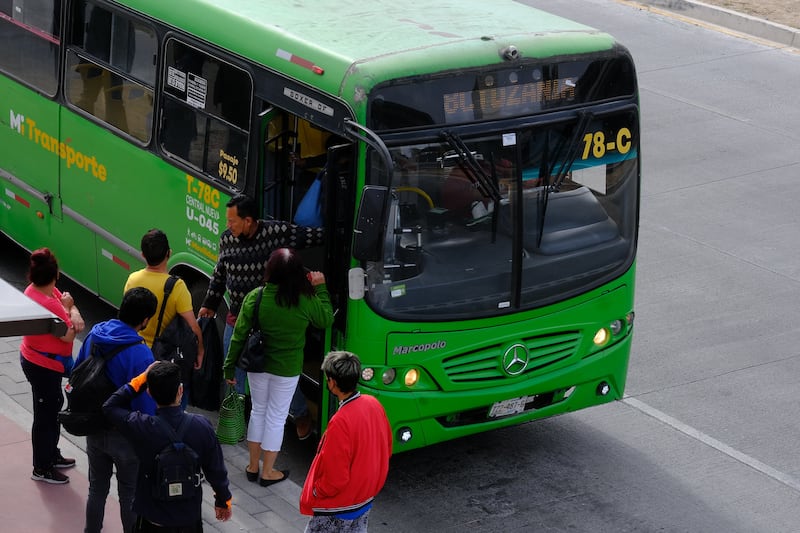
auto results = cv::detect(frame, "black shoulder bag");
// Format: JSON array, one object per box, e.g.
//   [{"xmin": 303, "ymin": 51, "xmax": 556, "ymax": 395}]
[
  {"xmin": 151, "ymin": 276, "xmax": 198, "ymax": 378},
  {"xmin": 236, "ymin": 287, "xmax": 266, "ymax": 373}
]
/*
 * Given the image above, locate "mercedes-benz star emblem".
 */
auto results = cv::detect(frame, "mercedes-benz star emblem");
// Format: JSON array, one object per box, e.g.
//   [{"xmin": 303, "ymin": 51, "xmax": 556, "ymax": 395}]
[{"xmin": 502, "ymin": 343, "xmax": 529, "ymax": 376}]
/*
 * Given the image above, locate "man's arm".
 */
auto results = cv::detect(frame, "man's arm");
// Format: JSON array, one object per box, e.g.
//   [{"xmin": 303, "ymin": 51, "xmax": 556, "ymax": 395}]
[
  {"xmin": 102, "ymin": 362, "xmax": 155, "ymax": 428},
  {"xmin": 268, "ymin": 220, "xmax": 325, "ymax": 249},
  {"xmin": 180, "ymin": 310, "xmax": 205, "ymax": 369},
  {"xmin": 199, "ymin": 238, "xmax": 230, "ymax": 317}
]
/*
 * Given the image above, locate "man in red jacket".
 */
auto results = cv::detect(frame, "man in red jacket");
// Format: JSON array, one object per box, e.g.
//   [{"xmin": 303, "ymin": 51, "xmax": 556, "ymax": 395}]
[{"xmin": 300, "ymin": 351, "xmax": 392, "ymax": 532}]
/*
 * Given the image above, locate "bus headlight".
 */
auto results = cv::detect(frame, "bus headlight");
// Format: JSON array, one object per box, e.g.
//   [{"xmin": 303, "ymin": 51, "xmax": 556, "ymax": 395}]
[
  {"xmin": 382, "ymin": 368, "xmax": 396, "ymax": 385},
  {"xmin": 609, "ymin": 319, "xmax": 624, "ymax": 335},
  {"xmin": 593, "ymin": 328, "xmax": 610, "ymax": 346},
  {"xmin": 361, "ymin": 367, "xmax": 375, "ymax": 381},
  {"xmin": 404, "ymin": 368, "xmax": 419, "ymax": 387}
]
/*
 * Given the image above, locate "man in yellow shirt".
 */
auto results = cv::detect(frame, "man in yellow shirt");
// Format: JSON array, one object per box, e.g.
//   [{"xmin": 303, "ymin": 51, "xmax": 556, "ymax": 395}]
[{"xmin": 124, "ymin": 229, "xmax": 204, "ymax": 408}]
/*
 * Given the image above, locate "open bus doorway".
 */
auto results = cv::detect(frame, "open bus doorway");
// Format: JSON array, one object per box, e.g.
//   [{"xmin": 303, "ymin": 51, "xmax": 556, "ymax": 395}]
[{"xmin": 257, "ymin": 107, "xmax": 356, "ymax": 439}]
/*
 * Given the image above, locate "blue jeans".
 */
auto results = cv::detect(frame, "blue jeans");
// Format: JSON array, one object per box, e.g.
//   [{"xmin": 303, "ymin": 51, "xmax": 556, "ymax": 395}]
[
  {"xmin": 305, "ymin": 510, "xmax": 370, "ymax": 533},
  {"xmin": 289, "ymin": 384, "xmax": 309, "ymax": 419},
  {"xmin": 85, "ymin": 429, "xmax": 140, "ymax": 533},
  {"xmin": 223, "ymin": 323, "xmax": 248, "ymax": 395},
  {"xmin": 20, "ymin": 354, "xmax": 64, "ymax": 471}
]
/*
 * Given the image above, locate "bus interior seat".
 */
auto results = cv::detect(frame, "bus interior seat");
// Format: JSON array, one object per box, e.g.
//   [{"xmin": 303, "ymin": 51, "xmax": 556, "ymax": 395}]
[{"xmin": 104, "ymin": 83, "xmax": 154, "ymax": 141}]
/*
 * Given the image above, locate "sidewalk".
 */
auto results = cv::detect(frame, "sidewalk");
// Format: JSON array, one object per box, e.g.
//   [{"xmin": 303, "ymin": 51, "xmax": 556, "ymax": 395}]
[
  {"xmin": 0, "ymin": 334, "xmax": 309, "ymax": 533},
  {"xmin": 635, "ymin": 0, "xmax": 800, "ymax": 48}
]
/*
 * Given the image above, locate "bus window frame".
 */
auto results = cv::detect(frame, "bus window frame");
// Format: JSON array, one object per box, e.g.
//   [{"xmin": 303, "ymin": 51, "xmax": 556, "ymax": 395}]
[
  {"xmin": 0, "ymin": 0, "xmax": 62, "ymax": 96},
  {"xmin": 62, "ymin": 0, "xmax": 157, "ymax": 144},
  {"xmin": 157, "ymin": 34, "xmax": 255, "ymax": 194}
]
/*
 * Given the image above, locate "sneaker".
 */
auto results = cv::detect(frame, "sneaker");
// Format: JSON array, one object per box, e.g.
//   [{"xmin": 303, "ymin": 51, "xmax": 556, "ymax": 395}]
[
  {"xmin": 53, "ymin": 453, "xmax": 76, "ymax": 469},
  {"xmin": 32, "ymin": 468, "xmax": 69, "ymax": 484}
]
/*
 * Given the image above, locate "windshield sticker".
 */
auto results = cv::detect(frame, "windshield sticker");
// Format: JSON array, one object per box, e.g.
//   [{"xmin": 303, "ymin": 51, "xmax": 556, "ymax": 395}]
[{"xmin": 391, "ymin": 284, "xmax": 406, "ymax": 298}]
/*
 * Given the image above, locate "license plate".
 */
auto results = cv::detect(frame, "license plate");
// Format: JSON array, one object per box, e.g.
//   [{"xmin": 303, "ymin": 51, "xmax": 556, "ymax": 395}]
[{"xmin": 488, "ymin": 396, "xmax": 530, "ymax": 418}]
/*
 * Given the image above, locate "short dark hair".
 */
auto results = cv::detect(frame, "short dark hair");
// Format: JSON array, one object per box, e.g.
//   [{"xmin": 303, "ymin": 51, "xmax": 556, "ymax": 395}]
[
  {"xmin": 226, "ymin": 194, "xmax": 257, "ymax": 220},
  {"xmin": 321, "ymin": 351, "xmax": 361, "ymax": 393},
  {"xmin": 27, "ymin": 248, "xmax": 59, "ymax": 286},
  {"xmin": 118, "ymin": 287, "xmax": 157, "ymax": 328},
  {"xmin": 147, "ymin": 361, "xmax": 181, "ymax": 405},
  {"xmin": 140, "ymin": 229, "xmax": 170, "ymax": 266}
]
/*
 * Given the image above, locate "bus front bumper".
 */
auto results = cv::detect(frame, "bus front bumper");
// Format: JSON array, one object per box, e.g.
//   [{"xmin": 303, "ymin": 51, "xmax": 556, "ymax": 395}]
[{"xmin": 366, "ymin": 334, "xmax": 632, "ymax": 452}]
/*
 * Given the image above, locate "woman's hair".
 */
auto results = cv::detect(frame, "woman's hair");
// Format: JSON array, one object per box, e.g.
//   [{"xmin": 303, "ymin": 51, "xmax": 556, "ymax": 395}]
[
  {"xmin": 263, "ymin": 248, "xmax": 314, "ymax": 307},
  {"xmin": 27, "ymin": 248, "xmax": 59, "ymax": 287}
]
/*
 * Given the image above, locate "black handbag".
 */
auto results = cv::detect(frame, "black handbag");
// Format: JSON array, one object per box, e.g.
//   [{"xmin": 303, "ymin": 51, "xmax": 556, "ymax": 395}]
[
  {"xmin": 151, "ymin": 276, "xmax": 198, "ymax": 380},
  {"xmin": 236, "ymin": 287, "xmax": 266, "ymax": 373}
]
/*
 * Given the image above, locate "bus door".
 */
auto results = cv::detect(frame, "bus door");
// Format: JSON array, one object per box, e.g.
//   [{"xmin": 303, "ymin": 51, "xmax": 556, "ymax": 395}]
[{"xmin": 257, "ymin": 108, "xmax": 331, "ymax": 426}]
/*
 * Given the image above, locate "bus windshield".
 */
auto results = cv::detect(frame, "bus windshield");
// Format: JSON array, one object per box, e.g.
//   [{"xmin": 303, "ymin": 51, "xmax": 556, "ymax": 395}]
[{"xmin": 363, "ymin": 110, "xmax": 638, "ymax": 321}]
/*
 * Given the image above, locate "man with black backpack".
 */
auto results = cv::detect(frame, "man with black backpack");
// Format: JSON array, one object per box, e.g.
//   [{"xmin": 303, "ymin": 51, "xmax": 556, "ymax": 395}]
[
  {"xmin": 125, "ymin": 228, "xmax": 204, "ymax": 409},
  {"xmin": 103, "ymin": 361, "xmax": 233, "ymax": 531},
  {"xmin": 73, "ymin": 287, "xmax": 158, "ymax": 533}
]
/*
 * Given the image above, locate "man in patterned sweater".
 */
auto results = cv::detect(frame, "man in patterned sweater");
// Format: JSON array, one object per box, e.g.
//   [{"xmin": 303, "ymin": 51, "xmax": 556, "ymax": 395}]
[{"xmin": 198, "ymin": 194, "xmax": 324, "ymax": 395}]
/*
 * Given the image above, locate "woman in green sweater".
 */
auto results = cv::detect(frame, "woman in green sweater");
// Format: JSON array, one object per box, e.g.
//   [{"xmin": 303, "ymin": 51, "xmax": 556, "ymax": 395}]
[{"xmin": 224, "ymin": 248, "xmax": 333, "ymax": 486}]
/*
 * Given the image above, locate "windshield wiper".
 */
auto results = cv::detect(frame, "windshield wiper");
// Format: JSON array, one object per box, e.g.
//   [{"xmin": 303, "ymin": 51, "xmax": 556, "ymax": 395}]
[
  {"xmin": 441, "ymin": 130, "xmax": 501, "ymax": 203},
  {"xmin": 536, "ymin": 111, "xmax": 594, "ymax": 247}
]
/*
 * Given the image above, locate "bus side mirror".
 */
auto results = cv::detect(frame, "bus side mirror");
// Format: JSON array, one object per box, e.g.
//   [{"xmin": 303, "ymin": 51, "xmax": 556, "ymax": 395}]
[{"xmin": 352, "ymin": 186, "xmax": 388, "ymax": 262}]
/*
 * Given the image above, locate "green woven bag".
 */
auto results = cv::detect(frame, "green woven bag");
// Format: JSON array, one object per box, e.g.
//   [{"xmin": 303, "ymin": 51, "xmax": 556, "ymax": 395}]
[{"xmin": 216, "ymin": 386, "xmax": 245, "ymax": 445}]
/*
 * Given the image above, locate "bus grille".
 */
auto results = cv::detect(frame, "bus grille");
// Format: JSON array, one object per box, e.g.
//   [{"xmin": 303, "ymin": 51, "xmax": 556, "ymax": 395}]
[{"xmin": 441, "ymin": 331, "xmax": 581, "ymax": 383}]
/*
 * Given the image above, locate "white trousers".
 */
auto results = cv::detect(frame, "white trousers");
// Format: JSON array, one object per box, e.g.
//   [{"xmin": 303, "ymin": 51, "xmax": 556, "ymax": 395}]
[{"xmin": 247, "ymin": 372, "xmax": 299, "ymax": 452}]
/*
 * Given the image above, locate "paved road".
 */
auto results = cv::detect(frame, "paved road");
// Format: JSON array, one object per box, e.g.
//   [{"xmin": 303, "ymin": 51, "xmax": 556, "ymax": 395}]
[{"xmin": 2, "ymin": 1, "xmax": 799, "ymax": 531}]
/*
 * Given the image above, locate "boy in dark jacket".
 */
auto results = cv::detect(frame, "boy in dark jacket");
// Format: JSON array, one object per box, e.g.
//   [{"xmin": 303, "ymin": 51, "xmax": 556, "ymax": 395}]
[{"xmin": 103, "ymin": 361, "xmax": 233, "ymax": 531}]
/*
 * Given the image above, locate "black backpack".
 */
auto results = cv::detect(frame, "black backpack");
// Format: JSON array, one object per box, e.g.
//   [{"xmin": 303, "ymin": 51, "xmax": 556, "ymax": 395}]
[
  {"xmin": 151, "ymin": 276, "xmax": 198, "ymax": 380},
  {"xmin": 149, "ymin": 415, "xmax": 203, "ymax": 501},
  {"xmin": 58, "ymin": 340, "xmax": 140, "ymax": 436}
]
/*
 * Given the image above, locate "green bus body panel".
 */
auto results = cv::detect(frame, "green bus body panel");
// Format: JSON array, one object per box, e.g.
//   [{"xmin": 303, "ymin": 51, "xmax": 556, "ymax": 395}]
[
  {"xmin": 1, "ymin": 75, "xmax": 226, "ymax": 306},
  {"xmin": 345, "ymin": 267, "xmax": 635, "ymax": 451},
  {"xmin": 116, "ymin": 0, "xmax": 615, "ymax": 112},
  {"xmin": 2, "ymin": 83, "xmax": 60, "ymax": 205}
]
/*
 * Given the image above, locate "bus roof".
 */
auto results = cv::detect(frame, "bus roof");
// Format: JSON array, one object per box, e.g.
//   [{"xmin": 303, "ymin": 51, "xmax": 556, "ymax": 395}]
[{"xmin": 116, "ymin": 0, "xmax": 616, "ymax": 101}]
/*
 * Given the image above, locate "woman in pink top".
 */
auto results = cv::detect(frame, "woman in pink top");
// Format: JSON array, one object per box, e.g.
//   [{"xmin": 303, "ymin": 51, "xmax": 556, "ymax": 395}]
[{"xmin": 19, "ymin": 248, "xmax": 85, "ymax": 484}]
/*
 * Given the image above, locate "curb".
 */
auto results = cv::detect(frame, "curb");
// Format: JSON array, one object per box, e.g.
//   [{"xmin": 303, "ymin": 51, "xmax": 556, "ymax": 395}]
[{"xmin": 636, "ymin": 0, "xmax": 800, "ymax": 48}]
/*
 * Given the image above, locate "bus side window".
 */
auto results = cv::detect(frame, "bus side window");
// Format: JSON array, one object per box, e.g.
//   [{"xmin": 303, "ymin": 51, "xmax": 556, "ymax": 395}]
[
  {"xmin": 160, "ymin": 38, "xmax": 251, "ymax": 190},
  {"xmin": 0, "ymin": 0, "xmax": 60, "ymax": 95},
  {"xmin": 64, "ymin": 1, "xmax": 156, "ymax": 142}
]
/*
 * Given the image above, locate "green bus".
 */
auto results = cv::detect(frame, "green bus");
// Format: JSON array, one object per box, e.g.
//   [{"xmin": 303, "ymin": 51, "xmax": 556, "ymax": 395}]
[{"xmin": 1, "ymin": 0, "xmax": 639, "ymax": 451}]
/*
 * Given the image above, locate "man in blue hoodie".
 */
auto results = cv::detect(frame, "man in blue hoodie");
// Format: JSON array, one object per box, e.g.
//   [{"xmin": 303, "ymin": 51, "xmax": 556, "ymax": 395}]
[{"xmin": 75, "ymin": 287, "xmax": 158, "ymax": 533}]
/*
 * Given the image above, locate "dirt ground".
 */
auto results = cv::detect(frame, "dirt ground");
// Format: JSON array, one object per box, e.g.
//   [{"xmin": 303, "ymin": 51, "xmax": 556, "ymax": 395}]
[{"xmin": 700, "ymin": 0, "xmax": 800, "ymax": 30}]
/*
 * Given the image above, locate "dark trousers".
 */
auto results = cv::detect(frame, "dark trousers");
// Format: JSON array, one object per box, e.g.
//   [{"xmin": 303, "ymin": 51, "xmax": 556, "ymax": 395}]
[
  {"xmin": 135, "ymin": 516, "xmax": 203, "ymax": 532},
  {"xmin": 20, "ymin": 354, "xmax": 64, "ymax": 471},
  {"xmin": 85, "ymin": 430, "xmax": 140, "ymax": 533}
]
